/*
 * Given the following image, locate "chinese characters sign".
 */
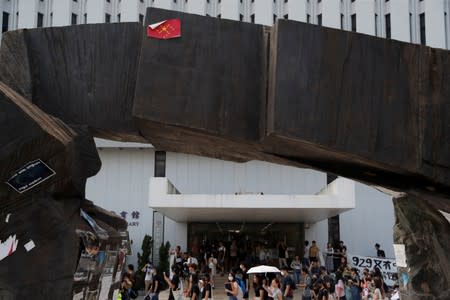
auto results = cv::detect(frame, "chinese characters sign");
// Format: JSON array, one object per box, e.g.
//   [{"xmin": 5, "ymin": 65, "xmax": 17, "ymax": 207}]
[
  {"xmin": 115, "ymin": 210, "xmax": 141, "ymax": 227},
  {"xmin": 348, "ymin": 253, "xmax": 397, "ymax": 286}
]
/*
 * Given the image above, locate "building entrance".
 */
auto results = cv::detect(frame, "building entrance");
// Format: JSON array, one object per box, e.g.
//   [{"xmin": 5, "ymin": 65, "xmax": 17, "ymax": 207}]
[{"xmin": 187, "ymin": 222, "xmax": 304, "ymax": 272}]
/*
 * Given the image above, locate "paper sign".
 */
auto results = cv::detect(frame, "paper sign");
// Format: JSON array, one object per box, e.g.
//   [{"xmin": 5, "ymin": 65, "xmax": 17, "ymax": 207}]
[
  {"xmin": 348, "ymin": 253, "xmax": 397, "ymax": 286},
  {"xmin": 24, "ymin": 240, "xmax": 36, "ymax": 252},
  {"xmin": 0, "ymin": 235, "xmax": 19, "ymax": 261},
  {"xmin": 6, "ymin": 159, "xmax": 55, "ymax": 193},
  {"xmin": 393, "ymin": 244, "xmax": 407, "ymax": 267}
]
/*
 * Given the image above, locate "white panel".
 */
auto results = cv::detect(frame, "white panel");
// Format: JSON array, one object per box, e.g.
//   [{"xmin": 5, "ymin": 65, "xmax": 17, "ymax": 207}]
[
  {"xmin": 255, "ymin": 0, "xmax": 272, "ymax": 26},
  {"xmin": 221, "ymin": 0, "xmax": 239, "ymax": 21},
  {"xmin": 166, "ymin": 152, "xmax": 326, "ymax": 195},
  {"xmin": 305, "ymin": 219, "xmax": 328, "ymax": 248},
  {"xmin": 288, "ymin": 0, "xmax": 307, "ymax": 22},
  {"xmin": 164, "ymin": 218, "xmax": 187, "ymax": 252},
  {"xmin": 355, "ymin": 0, "xmax": 375, "ymax": 35},
  {"xmin": 86, "ymin": 148, "xmax": 155, "ymax": 267},
  {"xmin": 120, "ymin": 0, "xmax": 140, "ymax": 22},
  {"xmin": 154, "ymin": 0, "xmax": 172, "ymax": 10},
  {"xmin": 18, "ymin": 0, "xmax": 39, "ymax": 28},
  {"xmin": 340, "ymin": 183, "xmax": 395, "ymax": 258},
  {"xmin": 51, "ymin": 0, "xmax": 72, "ymax": 26},
  {"xmin": 390, "ymin": 0, "xmax": 410, "ymax": 42},
  {"xmin": 187, "ymin": 0, "xmax": 206, "ymax": 16},
  {"xmin": 425, "ymin": 0, "xmax": 446, "ymax": 48},
  {"xmin": 322, "ymin": 0, "xmax": 340, "ymax": 29}
]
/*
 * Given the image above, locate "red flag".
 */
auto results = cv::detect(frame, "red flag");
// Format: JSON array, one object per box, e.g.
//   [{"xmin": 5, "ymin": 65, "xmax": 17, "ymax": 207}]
[{"xmin": 147, "ymin": 19, "xmax": 181, "ymax": 40}]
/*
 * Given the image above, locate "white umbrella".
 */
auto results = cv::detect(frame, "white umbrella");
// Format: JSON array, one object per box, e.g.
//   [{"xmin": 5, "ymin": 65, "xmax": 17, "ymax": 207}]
[{"xmin": 247, "ymin": 265, "xmax": 281, "ymax": 274}]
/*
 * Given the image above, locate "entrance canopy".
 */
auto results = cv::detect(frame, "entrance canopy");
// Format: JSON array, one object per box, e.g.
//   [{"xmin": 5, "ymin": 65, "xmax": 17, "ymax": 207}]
[{"xmin": 149, "ymin": 177, "xmax": 355, "ymax": 223}]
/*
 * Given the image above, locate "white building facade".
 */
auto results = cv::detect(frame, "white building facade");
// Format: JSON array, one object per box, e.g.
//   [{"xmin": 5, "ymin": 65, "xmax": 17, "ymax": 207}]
[
  {"xmin": 1, "ymin": 0, "xmax": 449, "ymax": 49},
  {"xmin": 1, "ymin": 0, "xmax": 447, "ymax": 266}
]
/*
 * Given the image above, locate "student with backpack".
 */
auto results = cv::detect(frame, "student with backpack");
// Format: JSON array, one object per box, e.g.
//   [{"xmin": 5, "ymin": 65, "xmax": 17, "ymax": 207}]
[{"xmin": 280, "ymin": 266, "xmax": 296, "ymax": 300}]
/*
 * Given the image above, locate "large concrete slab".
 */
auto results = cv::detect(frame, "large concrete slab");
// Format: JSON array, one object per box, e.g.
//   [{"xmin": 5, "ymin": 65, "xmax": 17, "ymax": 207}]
[{"xmin": 265, "ymin": 19, "xmax": 450, "ymax": 200}]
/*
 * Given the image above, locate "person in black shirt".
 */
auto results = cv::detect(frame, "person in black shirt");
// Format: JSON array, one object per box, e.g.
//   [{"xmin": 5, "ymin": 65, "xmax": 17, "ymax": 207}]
[
  {"xmin": 150, "ymin": 268, "xmax": 163, "ymax": 300},
  {"xmin": 375, "ymin": 243, "xmax": 386, "ymax": 258},
  {"xmin": 164, "ymin": 265, "xmax": 183, "ymax": 300}
]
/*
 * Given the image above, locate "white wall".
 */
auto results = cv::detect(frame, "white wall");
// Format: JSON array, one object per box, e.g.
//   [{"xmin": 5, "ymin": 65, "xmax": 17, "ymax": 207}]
[
  {"xmin": 17, "ymin": 0, "xmax": 38, "ymax": 29},
  {"xmin": 340, "ymin": 182, "xmax": 395, "ymax": 258},
  {"xmin": 164, "ymin": 218, "xmax": 188, "ymax": 253},
  {"xmin": 355, "ymin": 0, "xmax": 375, "ymax": 35},
  {"xmin": 425, "ymin": 0, "xmax": 446, "ymax": 48},
  {"xmin": 165, "ymin": 152, "xmax": 326, "ymax": 195},
  {"xmin": 390, "ymin": 0, "xmax": 410, "ymax": 42},
  {"xmin": 120, "ymin": 0, "xmax": 140, "ymax": 22},
  {"xmin": 52, "ymin": 0, "xmax": 71, "ymax": 26},
  {"xmin": 254, "ymin": 0, "xmax": 273, "ymax": 26},
  {"xmin": 305, "ymin": 218, "xmax": 328, "ymax": 251},
  {"xmin": 187, "ymin": 0, "xmax": 206, "ymax": 16},
  {"xmin": 220, "ymin": 0, "xmax": 239, "ymax": 21},
  {"xmin": 86, "ymin": 148, "xmax": 156, "ymax": 267},
  {"xmin": 288, "ymin": 0, "xmax": 307, "ymax": 22},
  {"xmin": 322, "ymin": 0, "xmax": 340, "ymax": 29}
]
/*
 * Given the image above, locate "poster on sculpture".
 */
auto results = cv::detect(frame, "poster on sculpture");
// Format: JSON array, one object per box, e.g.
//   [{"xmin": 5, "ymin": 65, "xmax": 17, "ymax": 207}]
[
  {"xmin": 6, "ymin": 159, "xmax": 55, "ymax": 193},
  {"xmin": 348, "ymin": 253, "xmax": 397, "ymax": 286}
]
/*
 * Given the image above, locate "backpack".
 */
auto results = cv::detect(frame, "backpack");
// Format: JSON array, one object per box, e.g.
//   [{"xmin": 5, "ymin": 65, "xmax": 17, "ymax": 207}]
[{"xmin": 235, "ymin": 278, "xmax": 246, "ymax": 299}]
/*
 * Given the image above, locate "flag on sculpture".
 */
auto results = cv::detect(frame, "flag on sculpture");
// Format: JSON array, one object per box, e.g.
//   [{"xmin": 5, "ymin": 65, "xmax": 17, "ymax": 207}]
[{"xmin": 147, "ymin": 19, "xmax": 181, "ymax": 39}]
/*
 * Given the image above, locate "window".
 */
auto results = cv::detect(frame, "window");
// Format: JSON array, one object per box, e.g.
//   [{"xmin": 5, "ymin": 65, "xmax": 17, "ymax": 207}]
[
  {"xmin": 251, "ymin": 14, "xmax": 255, "ymax": 23},
  {"xmin": 351, "ymin": 13, "xmax": 356, "ymax": 32},
  {"xmin": 154, "ymin": 151, "xmax": 166, "ymax": 177},
  {"xmin": 71, "ymin": 13, "xmax": 77, "ymax": 25},
  {"xmin": 273, "ymin": 14, "xmax": 277, "ymax": 24},
  {"xmin": 173, "ymin": 0, "xmax": 177, "ymax": 3},
  {"xmin": 307, "ymin": 14, "xmax": 310, "ymax": 24},
  {"xmin": 284, "ymin": 0, "xmax": 288, "ymax": 3},
  {"xmin": 317, "ymin": 14, "xmax": 322, "ymax": 26},
  {"xmin": 419, "ymin": 13, "xmax": 426, "ymax": 45},
  {"xmin": 84, "ymin": 13, "xmax": 87, "ymax": 24},
  {"xmin": 139, "ymin": 14, "xmax": 144, "ymax": 24},
  {"xmin": 73, "ymin": 0, "xmax": 77, "ymax": 2},
  {"xmin": 239, "ymin": 14, "xmax": 243, "ymax": 21},
  {"xmin": 105, "ymin": 13, "xmax": 111, "ymax": 23},
  {"xmin": 50, "ymin": 12, "xmax": 53, "ymax": 26},
  {"xmin": 37, "ymin": 12, "xmax": 44, "ymax": 27},
  {"xmin": 207, "ymin": 0, "xmax": 209, "ymax": 3},
  {"xmin": 2, "ymin": 12, "xmax": 9, "ymax": 33},
  {"xmin": 117, "ymin": 13, "xmax": 121, "ymax": 23},
  {"xmin": 284, "ymin": 14, "xmax": 288, "ymax": 20},
  {"xmin": 140, "ymin": 0, "xmax": 144, "ymax": 2},
  {"xmin": 217, "ymin": 14, "xmax": 221, "ymax": 19},
  {"xmin": 318, "ymin": 0, "xmax": 321, "ymax": 3},
  {"xmin": 375, "ymin": 13, "xmax": 378, "ymax": 36},
  {"xmin": 385, "ymin": 13, "xmax": 391, "ymax": 39},
  {"xmin": 106, "ymin": 0, "xmax": 110, "ymax": 2}
]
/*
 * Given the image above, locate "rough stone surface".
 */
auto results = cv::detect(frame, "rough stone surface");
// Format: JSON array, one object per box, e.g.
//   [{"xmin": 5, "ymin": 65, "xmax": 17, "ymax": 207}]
[{"xmin": 393, "ymin": 195, "xmax": 450, "ymax": 299}]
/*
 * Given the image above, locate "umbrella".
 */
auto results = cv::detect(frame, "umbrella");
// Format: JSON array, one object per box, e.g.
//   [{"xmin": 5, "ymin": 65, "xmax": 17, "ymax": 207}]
[{"xmin": 247, "ymin": 265, "xmax": 281, "ymax": 274}]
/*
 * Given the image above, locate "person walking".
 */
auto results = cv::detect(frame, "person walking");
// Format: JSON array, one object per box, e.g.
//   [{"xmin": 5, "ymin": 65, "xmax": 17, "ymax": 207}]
[{"xmin": 290, "ymin": 255, "xmax": 302, "ymax": 284}]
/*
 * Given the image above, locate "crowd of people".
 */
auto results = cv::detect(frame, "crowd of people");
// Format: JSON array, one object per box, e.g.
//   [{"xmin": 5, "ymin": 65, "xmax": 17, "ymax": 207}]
[{"xmin": 116, "ymin": 240, "xmax": 397, "ymax": 300}]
